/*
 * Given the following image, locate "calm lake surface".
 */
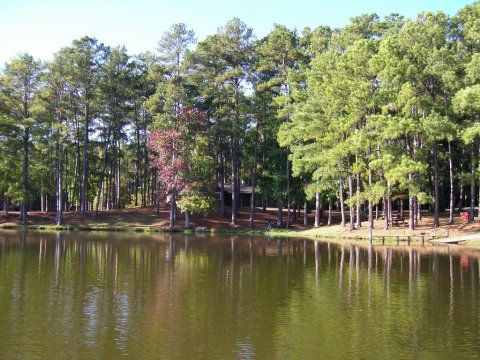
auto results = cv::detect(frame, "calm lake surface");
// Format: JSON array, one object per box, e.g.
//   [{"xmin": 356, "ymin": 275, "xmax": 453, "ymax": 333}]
[{"xmin": 0, "ymin": 231, "xmax": 479, "ymax": 359}]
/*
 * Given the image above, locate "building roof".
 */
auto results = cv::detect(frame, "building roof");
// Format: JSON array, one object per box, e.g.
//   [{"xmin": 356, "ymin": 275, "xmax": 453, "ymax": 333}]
[{"xmin": 217, "ymin": 183, "xmax": 253, "ymax": 194}]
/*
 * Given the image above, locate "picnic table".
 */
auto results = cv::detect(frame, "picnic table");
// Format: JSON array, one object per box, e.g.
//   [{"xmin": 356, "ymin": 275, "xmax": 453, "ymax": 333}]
[
  {"xmin": 379, "ymin": 213, "xmax": 405, "ymax": 226},
  {"xmin": 391, "ymin": 214, "xmax": 405, "ymax": 226}
]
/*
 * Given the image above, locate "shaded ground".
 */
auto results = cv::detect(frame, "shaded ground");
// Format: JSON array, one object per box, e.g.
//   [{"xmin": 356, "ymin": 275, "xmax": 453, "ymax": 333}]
[
  {"xmin": 1, "ymin": 206, "xmax": 480, "ymax": 239},
  {"xmin": 0, "ymin": 206, "xmax": 302, "ymax": 230}
]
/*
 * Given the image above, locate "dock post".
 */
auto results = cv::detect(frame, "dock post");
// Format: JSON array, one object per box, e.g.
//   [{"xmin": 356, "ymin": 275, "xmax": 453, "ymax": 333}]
[
  {"xmin": 382, "ymin": 237, "xmax": 385, "ymax": 245},
  {"xmin": 396, "ymin": 236, "xmax": 400, "ymax": 246},
  {"xmin": 407, "ymin": 236, "xmax": 410, "ymax": 246}
]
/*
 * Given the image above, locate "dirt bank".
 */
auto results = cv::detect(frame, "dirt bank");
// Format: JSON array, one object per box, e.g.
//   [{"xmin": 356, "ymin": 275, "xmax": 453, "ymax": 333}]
[{"xmin": 1, "ymin": 206, "xmax": 480, "ymax": 246}]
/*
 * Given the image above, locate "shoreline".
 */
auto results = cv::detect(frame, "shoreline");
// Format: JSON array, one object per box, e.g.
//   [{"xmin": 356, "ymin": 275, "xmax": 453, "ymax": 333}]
[
  {"xmin": 2, "ymin": 206, "xmax": 480, "ymax": 253},
  {"xmin": 2, "ymin": 221, "xmax": 480, "ymax": 255}
]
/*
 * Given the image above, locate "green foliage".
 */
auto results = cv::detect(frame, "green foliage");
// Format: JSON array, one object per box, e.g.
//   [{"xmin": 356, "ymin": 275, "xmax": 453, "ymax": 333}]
[
  {"xmin": 182, "ymin": 136, "xmax": 217, "ymax": 214},
  {"xmin": 0, "ymin": 3, "xmax": 478, "ymax": 228},
  {"xmin": 177, "ymin": 189, "xmax": 216, "ymax": 215},
  {"xmin": 453, "ymin": 85, "xmax": 480, "ymax": 116}
]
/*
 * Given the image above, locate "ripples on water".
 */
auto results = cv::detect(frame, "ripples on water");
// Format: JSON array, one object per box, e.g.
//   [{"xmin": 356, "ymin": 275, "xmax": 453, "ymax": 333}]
[{"xmin": 0, "ymin": 231, "xmax": 479, "ymax": 359}]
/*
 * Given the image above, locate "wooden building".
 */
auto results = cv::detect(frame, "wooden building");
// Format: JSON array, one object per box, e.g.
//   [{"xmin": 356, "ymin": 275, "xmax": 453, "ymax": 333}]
[{"xmin": 216, "ymin": 184, "xmax": 253, "ymax": 207}]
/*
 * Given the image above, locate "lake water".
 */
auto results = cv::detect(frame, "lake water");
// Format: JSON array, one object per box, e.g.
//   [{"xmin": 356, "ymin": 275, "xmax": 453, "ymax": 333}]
[{"xmin": 0, "ymin": 230, "xmax": 479, "ymax": 359}]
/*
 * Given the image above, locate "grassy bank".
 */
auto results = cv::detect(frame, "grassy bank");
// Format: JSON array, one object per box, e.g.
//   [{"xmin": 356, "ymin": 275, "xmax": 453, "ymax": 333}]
[
  {"xmin": 3, "ymin": 219, "xmax": 480, "ymax": 255},
  {"xmin": 0, "ymin": 223, "xmax": 171, "ymax": 233},
  {"xmin": 0, "ymin": 222, "xmax": 440, "ymax": 246},
  {"xmin": 2, "ymin": 206, "xmax": 480, "ymax": 248}
]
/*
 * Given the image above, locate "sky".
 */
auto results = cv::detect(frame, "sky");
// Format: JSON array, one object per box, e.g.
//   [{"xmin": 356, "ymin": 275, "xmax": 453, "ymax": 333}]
[{"xmin": 0, "ymin": 0, "xmax": 474, "ymax": 66}]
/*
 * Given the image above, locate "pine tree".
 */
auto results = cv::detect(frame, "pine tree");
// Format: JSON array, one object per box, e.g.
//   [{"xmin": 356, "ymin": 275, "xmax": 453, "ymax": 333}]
[{"xmin": 0, "ymin": 53, "xmax": 43, "ymax": 224}]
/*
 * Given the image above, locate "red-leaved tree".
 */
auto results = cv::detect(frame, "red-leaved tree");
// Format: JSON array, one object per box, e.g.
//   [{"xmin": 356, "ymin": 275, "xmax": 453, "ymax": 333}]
[{"xmin": 147, "ymin": 108, "xmax": 208, "ymax": 230}]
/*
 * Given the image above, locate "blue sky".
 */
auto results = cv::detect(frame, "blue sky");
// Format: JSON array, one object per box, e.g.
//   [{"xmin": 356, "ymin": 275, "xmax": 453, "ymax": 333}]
[{"xmin": 0, "ymin": 0, "xmax": 474, "ymax": 66}]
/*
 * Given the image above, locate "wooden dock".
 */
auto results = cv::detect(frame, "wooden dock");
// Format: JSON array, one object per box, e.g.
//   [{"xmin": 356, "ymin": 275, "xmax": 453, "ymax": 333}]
[{"xmin": 430, "ymin": 234, "xmax": 480, "ymax": 245}]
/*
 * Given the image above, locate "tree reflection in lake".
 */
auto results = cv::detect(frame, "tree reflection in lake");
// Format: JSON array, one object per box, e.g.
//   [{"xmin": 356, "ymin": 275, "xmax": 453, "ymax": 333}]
[{"xmin": 0, "ymin": 230, "xmax": 479, "ymax": 359}]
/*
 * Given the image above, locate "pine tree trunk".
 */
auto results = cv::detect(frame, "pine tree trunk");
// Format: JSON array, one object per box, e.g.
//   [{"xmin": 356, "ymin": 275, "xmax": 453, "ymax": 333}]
[
  {"xmin": 428, "ymin": 162, "xmax": 434, "ymax": 215},
  {"xmin": 56, "ymin": 160, "xmax": 63, "ymax": 225},
  {"xmin": 55, "ymin": 136, "xmax": 63, "ymax": 226},
  {"xmin": 106, "ymin": 165, "xmax": 112, "ymax": 211},
  {"xmin": 348, "ymin": 173, "xmax": 354, "ymax": 231},
  {"xmin": 134, "ymin": 110, "xmax": 141, "ymax": 207},
  {"xmin": 134, "ymin": 158, "xmax": 139, "ymax": 207},
  {"xmin": 469, "ymin": 142, "xmax": 476, "ymax": 223},
  {"xmin": 448, "ymin": 140, "xmax": 455, "ymax": 224},
  {"xmin": 64, "ymin": 148, "xmax": 70, "ymax": 212},
  {"xmin": 478, "ymin": 147, "xmax": 480, "ymax": 221},
  {"xmin": 94, "ymin": 134, "xmax": 110, "ymax": 218},
  {"xmin": 408, "ymin": 172, "xmax": 415, "ymax": 230},
  {"xmin": 314, "ymin": 191, "xmax": 321, "ymax": 228},
  {"xmin": 80, "ymin": 102, "xmax": 90, "ymax": 215},
  {"xmin": 458, "ymin": 148, "xmax": 465, "ymax": 212},
  {"xmin": 304, "ymin": 200, "xmax": 308, "ymax": 226},
  {"xmin": 112, "ymin": 150, "xmax": 117, "ymax": 209},
  {"xmin": 328, "ymin": 202, "xmax": 332, "ymax": 226},
  {"xmin": 115, "ymin": 146, "xmax": 121, "ymax": 209},
  {"xmin": 339, "ymin": 178, "xmax": 346, "ymax": 226},
  {"xmin": 286, "ymin": 149, "xmax": 291, "ymax": 228},
  {"xmin": 409, "ymin": 195, "xmax": 415, "ymax": 230},
  {"xmin": 20, "ymin": 130, "xmax": 29, "ymax": 225},
  {"xmin": 293, "ymin": 201, "xmax": 298, "ymax": 222},
  {"xmin": 3, "ymin": 195, "xmax": 8, "ymax": 216},
  {"xmin": 262, "ymin": 143, "xmax": 267, "ymax": 214},
  {"xmin": 125, "ymin": 157, "xmax": 130, "ymax": 206},
  {"xmin": 73, "ymin": 121, "xmax": 81, "ymax": 212},
  {"xmin": 231, "ymin": 142, "xmax": 238, "ymax": 225},
  {"xmin": 231, "ymin": 84, "xmax": 241, "ymax": 225},
  {"xmin": 416, "ymin": 198, "xmax": 421, "ymax": 224},
  {"xmin": 476, "ymin": 183, "xmax": 480, "ymax": 220},
  {"xmin": 388, "ymin": 182, "xmax": 393, "ymax": 228},
  {"xmin": 142, "ymin": 144, "xmax": 148, "ymax": 207},
  {"xmin": 248, "ymin": 136, "xmax": 258, "ymax": 228},
  {"xmin": 220, "ymin": 147, "xmax": 225, "ymax": 217},
  {"xmin": 231, "ymin": 163, "xmax": 237, "ymax": 224},
  {"xmin": 248, "ymin": 177, "xmax": 255, "ymax": 228},
  {"xmin": 368, "ymin": 168, "xmax": 373, "ymax": 230},
  {"xmin": 356, "ymin": 172, "xmax": 361, "ymax": 227},
  {"xmin": 432, "ymin": 142, "xmax": 440, "ymax": 228},
  {"xmin": 236, "ymin": 158, "xmax": 241, "ymax": 215},
  {"xmin": 41, "ymin": 186, "xmax": 44, "ymax": 213},
  {"xmin": 383, "ymin": 197, "xmax": 388, "ymax": 230},
  {"xmin": 277, "ymin": 200, "xmax": 283, "ymax": 225},
  {"xmin": 379, "ymin": 167, "xmax": 387, "ymax": 228}
]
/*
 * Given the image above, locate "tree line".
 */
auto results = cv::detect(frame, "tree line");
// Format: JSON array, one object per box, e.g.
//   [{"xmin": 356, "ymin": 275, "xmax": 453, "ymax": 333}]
[{"xmin": 0, "ymin": 2, "xmax": 479, "ymax": 231}]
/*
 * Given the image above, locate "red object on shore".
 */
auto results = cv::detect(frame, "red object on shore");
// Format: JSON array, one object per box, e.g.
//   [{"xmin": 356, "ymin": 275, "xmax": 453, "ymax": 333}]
[{"xmin": 460, "ymin": 211, "xmax": 470, "ymax": 222}]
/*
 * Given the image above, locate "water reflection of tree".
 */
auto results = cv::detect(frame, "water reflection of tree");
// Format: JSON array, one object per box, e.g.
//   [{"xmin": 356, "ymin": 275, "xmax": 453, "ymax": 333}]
[{"xmin": 0, "ymin": 232, "xmax": 480, "ymax": 358}]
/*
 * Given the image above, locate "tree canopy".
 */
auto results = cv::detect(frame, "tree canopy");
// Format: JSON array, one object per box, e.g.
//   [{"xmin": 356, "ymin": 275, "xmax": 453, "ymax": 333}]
[{"xmin": 1, "ymin": 2, "xmax": 479, "ymax": 231}]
